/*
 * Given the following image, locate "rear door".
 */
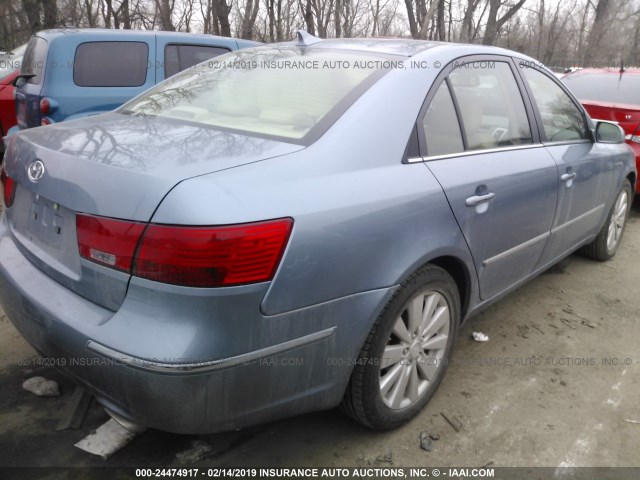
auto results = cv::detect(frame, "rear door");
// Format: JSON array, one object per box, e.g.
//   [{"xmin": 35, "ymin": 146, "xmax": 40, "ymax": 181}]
[
  {"xmin": 419, "ymin": 56, "xmax": 559, "ymax": 300},
  {"xmin": 519, "ymin": 66, "xmax": 614, "ymax": 266}
]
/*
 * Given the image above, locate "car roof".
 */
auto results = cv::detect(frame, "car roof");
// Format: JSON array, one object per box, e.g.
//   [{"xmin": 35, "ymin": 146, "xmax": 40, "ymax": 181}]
[
  {"xmin": 297, "ymin": 38, "xmax": 450, "ymax": 56},
  {"xmin": 272, "ymin": 37, "xmax": 532, "ymax": 60},
  {"xmin": 32, "ymin": 28, "xmax": 238, "ymax": 43}
]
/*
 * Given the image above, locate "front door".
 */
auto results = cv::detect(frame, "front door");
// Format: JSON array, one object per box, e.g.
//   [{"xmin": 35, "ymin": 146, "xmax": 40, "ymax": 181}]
[{"xmin": 518, "ymin": 66, "xmax": 614, "ymax": 266}]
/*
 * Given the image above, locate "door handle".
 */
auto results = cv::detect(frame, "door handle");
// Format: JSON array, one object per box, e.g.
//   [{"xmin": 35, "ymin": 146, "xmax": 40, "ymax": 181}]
[
  {"xmin": 561, "ymin": 172, "xmax": 577, "ymax": 182},
  {"xmin": 465, "ymin": 192, "xmax": 495, "ymax": 207}
]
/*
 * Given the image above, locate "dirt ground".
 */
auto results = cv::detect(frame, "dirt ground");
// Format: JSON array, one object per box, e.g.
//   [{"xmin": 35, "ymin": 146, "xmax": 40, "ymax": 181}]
[{"xmin": 1, "ymin": 202, "xmax": 639, "ymax": 476}]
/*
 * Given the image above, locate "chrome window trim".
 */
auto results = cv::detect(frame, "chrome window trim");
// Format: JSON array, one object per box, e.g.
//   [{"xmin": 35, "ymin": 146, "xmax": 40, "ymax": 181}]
[
  {"xmin": 542, "ymin": 139, "xmax": 593, "ymax": 147},
  {"xmin": 405, "ymin": 143, "xmax": 545, "ymax": 164}
]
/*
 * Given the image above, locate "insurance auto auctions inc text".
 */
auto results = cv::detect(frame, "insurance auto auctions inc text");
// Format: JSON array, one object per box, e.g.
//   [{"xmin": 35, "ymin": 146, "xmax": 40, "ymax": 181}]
[{"xmin": 256, "ymin": 468, "xmax": 495, "ymax": 477}]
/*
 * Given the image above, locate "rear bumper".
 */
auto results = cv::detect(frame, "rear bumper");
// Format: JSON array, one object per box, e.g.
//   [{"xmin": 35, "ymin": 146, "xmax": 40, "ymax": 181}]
[{"xmin": 0, "ymin": 216, "xmax": 393, "ymax": 433}]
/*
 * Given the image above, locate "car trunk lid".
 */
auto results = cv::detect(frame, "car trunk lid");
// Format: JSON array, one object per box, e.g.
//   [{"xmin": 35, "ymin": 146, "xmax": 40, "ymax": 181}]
[
  {"xmin": 581, "ymin": 100, "xmax": 640, "ymax": 136},
  {"xmin": 2, "ymin": 112, "xmax": 303, "ymax": 310}
]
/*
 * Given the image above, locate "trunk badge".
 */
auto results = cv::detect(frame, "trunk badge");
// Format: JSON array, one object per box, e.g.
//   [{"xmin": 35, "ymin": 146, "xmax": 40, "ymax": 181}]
[{"xmin": 27, "ymin": 160, "xmax": 45, "ymax": 183}]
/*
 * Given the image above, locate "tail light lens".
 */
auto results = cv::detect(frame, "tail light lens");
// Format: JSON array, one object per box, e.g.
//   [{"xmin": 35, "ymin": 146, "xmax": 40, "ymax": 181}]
[
  {"xmin": 76, "ymin": 214, "xmax": 293, "ymax": 287},
  {"xmin": 77, "ymin": 215, "xmax": 146, "ymax": 272},
  {"xmin": 1, "ymin": 168, "xmax": 16, "ymax": 208}
]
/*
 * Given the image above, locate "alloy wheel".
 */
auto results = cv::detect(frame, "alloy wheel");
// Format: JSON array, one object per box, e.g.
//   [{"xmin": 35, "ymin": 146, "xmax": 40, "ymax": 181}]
[
  {"xmin": 379, "ymin": 290, "xmax": 450, "ymax": 410},
  {"xmin": 607, "ymin": 189, "xmax": 629, "ymax": 253}
]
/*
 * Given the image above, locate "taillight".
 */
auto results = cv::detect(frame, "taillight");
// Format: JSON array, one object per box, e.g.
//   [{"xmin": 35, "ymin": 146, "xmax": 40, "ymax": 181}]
[
  {"xmin": 76, "ymin": 215, "xmax": 146, "ymax": 272},
  {"xmin": 1, "ymin": 168, "xmax": 16, "ymax": 208},
  {"xmin": 40, "ymin": 98, "xmax": 51, "ymax": 115},
  {"xmin": 134, "ymin": 219, "xmax": 293, "ymax": 287},
  {"xmin": 76, "ymin": 214, "xmax": 293, "ymax": 287}
]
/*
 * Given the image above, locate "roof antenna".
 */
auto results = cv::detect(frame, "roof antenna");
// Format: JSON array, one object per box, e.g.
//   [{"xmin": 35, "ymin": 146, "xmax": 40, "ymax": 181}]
[{"xmin": 296, "ymin": 30, "xmax": 322, "ymax": 46}]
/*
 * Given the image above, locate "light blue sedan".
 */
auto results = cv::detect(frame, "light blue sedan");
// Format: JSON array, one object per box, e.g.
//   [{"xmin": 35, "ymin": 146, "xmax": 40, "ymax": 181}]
[{"xmin": 0, "ymin": 32, "xmax": 635, "ymax": 434}]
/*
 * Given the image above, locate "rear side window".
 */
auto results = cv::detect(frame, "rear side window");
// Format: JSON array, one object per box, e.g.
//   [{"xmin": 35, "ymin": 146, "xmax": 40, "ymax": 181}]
[
  {"xmin": 523, "ymin": 67, "xmax": 588, "ymax": 142},
  {"xmin": 448, "ymin": 62, "xmax": 533, "ymax": 150},
  {"xmin": 164, "ymin": 45, "xmax": 230, "ymax": 78},
  {"xmin": 423, "ymin": 82, "xmax": 464, "ymax": 156},
  {"xmin": 74, "ymin": 42, "xmax": 148, "ymax": 87},
  {"xmin": 20, "ymin": 36, "xmax": 48, "ymax": 85}
]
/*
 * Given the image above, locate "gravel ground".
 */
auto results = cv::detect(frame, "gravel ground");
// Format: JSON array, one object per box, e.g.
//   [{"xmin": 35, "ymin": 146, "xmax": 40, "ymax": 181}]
[{"xmin": 0, "ymin": 202, "xmax": 639, "ymax": 476}]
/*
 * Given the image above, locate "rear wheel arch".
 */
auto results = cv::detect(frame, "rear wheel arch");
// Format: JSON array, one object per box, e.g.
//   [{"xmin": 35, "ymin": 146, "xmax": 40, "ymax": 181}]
[
  {"xmin": 337, "ymin": 255, "xmax": 471, "ymax": 405},
  {"xmin": 428, "ymin": 255, "xmax": 470, "ymax": 321},
  {"xmin": 340, "ymin": 262, "xmax": 461, "ymax": 429}
]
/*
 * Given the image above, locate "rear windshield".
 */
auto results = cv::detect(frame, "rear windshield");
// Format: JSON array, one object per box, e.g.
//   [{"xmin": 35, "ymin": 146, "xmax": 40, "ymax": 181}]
[
  {"xmin": 20, "ymin": 36, "xmax": 48, "ymax": 84},
  {"xmin": 563, "ymin": 72, "xmax": 640, "ymax": 105},
  {"xmin": 74, "ymin": 41, "xmax": 149, "ymax": 87},
  {"xmin": 120, "ymin": 47, "xmax": 394, "ymax": 144}
]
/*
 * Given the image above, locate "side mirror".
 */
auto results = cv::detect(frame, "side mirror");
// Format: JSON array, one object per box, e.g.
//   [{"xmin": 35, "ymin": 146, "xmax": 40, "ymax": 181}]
[{"xmin": 595, "ymin": 121, "xmax": 624, "ymax": 144}]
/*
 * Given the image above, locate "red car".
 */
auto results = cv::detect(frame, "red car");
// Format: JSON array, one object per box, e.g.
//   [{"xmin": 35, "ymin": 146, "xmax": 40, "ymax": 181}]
[
  {"xmin": 563, "ymin": 68, "xmax": 640, "ymax": 192},
  {"xmin": 0, "ymin": 70, "xmax": 20, "ymax": 141},
  {"xmin": 0, "ymin": 44, "xmax": 26, "ymax": 155}
]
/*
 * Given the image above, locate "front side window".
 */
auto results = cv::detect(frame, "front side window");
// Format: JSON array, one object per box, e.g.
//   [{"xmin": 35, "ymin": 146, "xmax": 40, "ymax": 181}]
[
  {"xmin": 522, "ymin": 67, "xmax": 588, "ymax": 142},
  {"xmin": 423, "ymin": 82, "xmax": 464, "ymax": 156},
  {"xmin": 74, "ymin": 42, "xmax": 149, "ymax": 87},
  {"xmin": 164, "ymin": 45, "xmax": 230, "ymax": 78},
  {"xmin": 448, "ymin": 61, "xmax": 533, "ymax": 151},
  {"xmin": 120, "ymin": 47, "xmax": 391, "ymax": 143}
]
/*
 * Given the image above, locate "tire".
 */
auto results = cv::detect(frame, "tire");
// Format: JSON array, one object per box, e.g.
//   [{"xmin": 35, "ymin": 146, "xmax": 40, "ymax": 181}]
[
  {"xmin": 341, "ymin": 264, "xmax": 460, "ymax": 430},
  {"xmin": 581, "ymin": 180, "xmax": 633, "ymax": 261}
]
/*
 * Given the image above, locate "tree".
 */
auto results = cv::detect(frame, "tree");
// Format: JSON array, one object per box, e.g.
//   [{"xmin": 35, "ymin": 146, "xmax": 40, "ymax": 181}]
[
  {"xmin": 482, "ymin": 0, "xmax": 527, "ymax": 45},
  {"xmin": 582, "ymin": 0, "xmax": 611, "ymax": 66},
  {"xmin": 405, "ymin": 0, "xmax": 443, "ymax": 39},
  {"xmin": 156, "ymin": 0, "xmax": 175, "ymax": 30}
]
